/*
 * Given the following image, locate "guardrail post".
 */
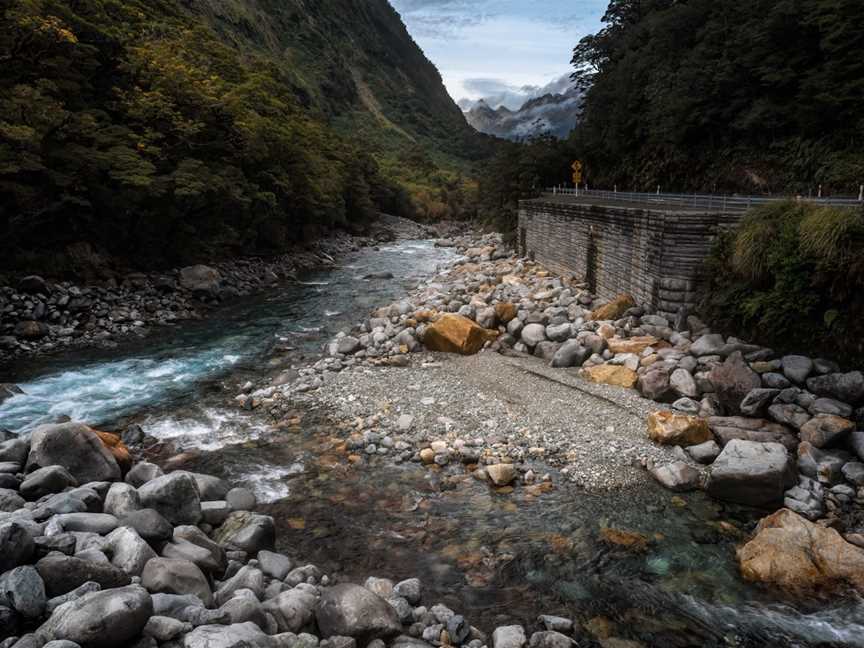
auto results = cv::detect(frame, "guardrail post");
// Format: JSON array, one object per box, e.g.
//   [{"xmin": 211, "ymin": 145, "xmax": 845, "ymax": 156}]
[{"xmin": 859, "ymin": 185, "xmax": 863, "ymax": 202}]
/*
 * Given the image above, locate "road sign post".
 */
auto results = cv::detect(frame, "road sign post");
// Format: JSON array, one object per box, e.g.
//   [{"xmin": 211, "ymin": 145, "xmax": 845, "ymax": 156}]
[{"xmin": 571, "ymin": 160, "xmax": 583, "ymax": 196}]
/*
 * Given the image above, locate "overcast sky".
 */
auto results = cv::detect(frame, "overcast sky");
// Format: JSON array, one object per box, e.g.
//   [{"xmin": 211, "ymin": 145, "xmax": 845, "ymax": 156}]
[{"xmin": 389, "ymin": 0, "xmax": 607, "ymax": 109}]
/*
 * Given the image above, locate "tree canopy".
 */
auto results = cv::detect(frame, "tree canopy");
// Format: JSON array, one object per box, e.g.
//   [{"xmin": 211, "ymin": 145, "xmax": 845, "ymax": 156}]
[
  {"xmin": 0, "ymin": 0, "xmax": 492, "ymax": 272},
  {"xmin": 570, "ymin": 0, "xmax": 864, "ymax": 193}
]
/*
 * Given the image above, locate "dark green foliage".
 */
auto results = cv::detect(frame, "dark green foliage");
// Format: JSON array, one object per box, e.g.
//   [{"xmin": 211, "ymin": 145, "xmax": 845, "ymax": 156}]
[
  {"xmin": 700, "ymin": 201, "xmax": 864, "ymax": 365},
  {"xmin": 571, "ymin": 0, "xmax": 864, "ymax": 193},
  {"xmin": 476, "ymin": 135, "xmax": 577, "ymax": 242},
  {"xmin": 0, "ymin": 0, "xmax": 491, "ymax": 272}
]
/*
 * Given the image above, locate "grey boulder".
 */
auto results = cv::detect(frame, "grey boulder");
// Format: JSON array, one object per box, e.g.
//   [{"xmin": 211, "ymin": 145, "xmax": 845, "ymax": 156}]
[
  {"xmin": 20, "ymin": 466, "xmax": 78, "ymax": 500},
  {"xmin": 0, "ymin": 521, "xmax": 35, "ymax": 572},
  {"xmin": 138, "ymin": 472, "xmax": 201, "ymax": 526},
  {"xmin": 492, "ymin": 625, "xmax": 527, "ymax": 648},
  {"xmin": 124, "ymin": 463, "xmax": 164, "ymax": 488},
  {"xmin": 649, "ymin": 462, "xmax": 700, "ymax": 492},
  {"xmin": 0, "ymin": 488, "xmax": 25, "ymax": 513},
  {"xmin": 806, "ymin": 371, "xmax": 864, "ymax": 405},
  {"xmin": 36, "ymin": 554, "xmax": 130, "ymax": 597},
  {"xmin": 315, "ymin": 584, "xmax": 401, "ymax": 640},
  {"xmin": 689, "ymin": 334, "xmax": 725, "ymax": 357},
  {"xmin": 214, "ymin": 565, "xmax": 265, "ymax": 606},
  {"xmin": 26, "ymin": 423, "xmax": 120, "ymax": 483},
  {"xmin": 181, "ymin": 622, "xmax": 272, "ymax": 648},
  {"xmin": 104, "ymin": 526, "xmax": 157, "ymax": 577},
  {"xmin": 103, "ymin": 483, "xmax": 141, "ymax": 519},
  {"xmin": 781, "ymin": 355, "xmax": 813, "ymax": 384},
  {"xmin": 141, "ymin": 558, "xmax": 212, "ymax": 607},
  {"xmin": 120, "ymin": 509, "xmax": 174, "ymax": 544},
  {"xmin": 550, "ymin": 341, "xmax": 588, "ymax": 369},
  {"xmin": 520, "ymin": 324, "xmax": 547, "ymax": 348},
  {"xmin": 739, "ymin": 389, "xmax": 780, "ymax": 417},
  {"xmin": 219, "ymin": 589, "xmax": 270, "ymax": 629},
  {"xmin": 1, "ymin": 565, "xmax": 46, "ymax": 619},
  {"xmin": 36, "ymin": 585, "xmax": 152, "ymax": 647},
  {"xmin": 392, "ymin": 578, "xmax": 421, "ymax": 605},
  {"xmin": 143, "ymin": 615, "xmax": 190, "ymax": 642},
  {"xmin": 264, "ymin": 588, "xmax": 317, "ymax": 632},
  {"xmin": 179, "ymin": 265, "xmax": 221, "ymax": 296},
  {"xmin": 686, "ymin": 440, "xmax": 721, "ymax": 465},
  {"xmin": 225, "ymin": 488, "xmax": 256, "ymax": 512},
  {"xmin": 706, "ymin": 440, "xmax": 795, "ymax": 506},
  {"xmin": 212, "ymin": 512, "xmax": 274, "ymax": 554},
  {"xmin": 257, "ymin": 551, "xmax": 293, "ymax": 581},
  {"xmin": 708, "ymin": 352, "xmax": 761, "ymax": 415},
  {"xmin": 55, "ymin": 513, "xmax": 119, "ymax": 535},
  {"xmin": 190, "ymin": 473, "xmax": 230, "ymax": 502}
]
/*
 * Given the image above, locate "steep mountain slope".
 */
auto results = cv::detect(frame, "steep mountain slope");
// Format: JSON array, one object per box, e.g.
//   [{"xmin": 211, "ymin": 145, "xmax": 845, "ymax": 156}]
[
  {"xmin": 465, "ymin": 86, "xmax": 582, "ymax": 141},
  {"xmin": 191, "ymin": 0, "xmax": 486, "ymax": 161},
  {"xmin": 0, "ymin": 0, "xmax": 491, "ymax": 273}
]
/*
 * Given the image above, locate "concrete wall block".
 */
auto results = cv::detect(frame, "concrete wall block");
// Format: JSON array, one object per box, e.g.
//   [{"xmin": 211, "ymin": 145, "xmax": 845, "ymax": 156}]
[{"xmin": 519, "ymin": 199, "xmax": 733, "ymax": 313}]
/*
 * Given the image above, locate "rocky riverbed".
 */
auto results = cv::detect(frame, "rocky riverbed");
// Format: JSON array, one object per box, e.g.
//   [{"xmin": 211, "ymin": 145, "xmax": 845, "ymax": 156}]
[
  {"xmin": 2, "ymin": 421, "xmax": 599, "ymax": 648},
  {"xmin": 239, "ymin": 230, "xmax": 864, "ymax": 604},
  {"xmin": 0, "ymin": 215, "xmax": 440, "ymax": 363},
  {"xmin": 5, "ymin": 229, "xmax": 864, "ymax": 647}
]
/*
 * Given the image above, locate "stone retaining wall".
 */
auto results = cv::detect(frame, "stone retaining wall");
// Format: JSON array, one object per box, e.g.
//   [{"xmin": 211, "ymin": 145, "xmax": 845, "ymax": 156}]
[{"xmin": 518, "ymin": 200, "xmax": 743, "ymax": 318}]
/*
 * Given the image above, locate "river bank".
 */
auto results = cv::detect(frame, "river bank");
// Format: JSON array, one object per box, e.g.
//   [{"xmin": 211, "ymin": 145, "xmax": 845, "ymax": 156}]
[
  {"xmin": 4, "ymin": 232, "xmax": 864, "ymax": 646},
  {"xmin": 0, "ymin": 215, "xmax": 441, "ymax": 364}
]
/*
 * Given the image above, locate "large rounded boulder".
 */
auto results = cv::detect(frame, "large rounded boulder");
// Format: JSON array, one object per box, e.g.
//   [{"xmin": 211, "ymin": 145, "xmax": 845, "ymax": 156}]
[
  {"xmin": 422, "ymin": 314, "xmax": 498, "ymax": 355},
  {"xmin": 36, "ymin": 584, "xmax": 153, "ymax": 647},
  {"xmin": 738, "ymin": 509, "xmax": 864, "ymax": 594},
  {"xmin": 26, "ymin": 422, "xmax": 121, "ymax": 483},
  {"xmin": 315, "ymin": 583, "xmax": 401, "ymax": 640},
  {"xmin": 138, "ymin": 472, "xmax": 201, "ymax": 526}
]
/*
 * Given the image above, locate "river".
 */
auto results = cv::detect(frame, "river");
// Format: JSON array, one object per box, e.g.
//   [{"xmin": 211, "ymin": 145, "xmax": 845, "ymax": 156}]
[{"xmin": 2, "ymin": 240, "xmax": 863, "ymax": 647}]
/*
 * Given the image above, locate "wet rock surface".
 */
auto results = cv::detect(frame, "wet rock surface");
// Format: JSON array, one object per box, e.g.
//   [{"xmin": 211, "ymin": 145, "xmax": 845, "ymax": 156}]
[{"xmin": 5, "ymin": 229, "xmax": 864, "ymax": 647}]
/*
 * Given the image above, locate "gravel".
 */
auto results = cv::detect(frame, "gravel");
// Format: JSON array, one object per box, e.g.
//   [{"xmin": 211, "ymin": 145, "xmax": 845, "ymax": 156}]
[{"xmin": 303, "ymin": 350, "xmax": 685, "ymax": 492}]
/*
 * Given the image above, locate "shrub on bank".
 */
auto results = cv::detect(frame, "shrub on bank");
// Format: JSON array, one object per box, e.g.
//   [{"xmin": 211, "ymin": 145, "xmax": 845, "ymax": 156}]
[{"xmin": 700, "ymin": 200, "xmax": 864, "ymax": 366}]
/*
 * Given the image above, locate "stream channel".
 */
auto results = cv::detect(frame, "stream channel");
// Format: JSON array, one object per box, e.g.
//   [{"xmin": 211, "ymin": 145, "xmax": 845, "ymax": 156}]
[{"xmin": 2, "ymin": 240, "xmax": 863, "ymax": 647}]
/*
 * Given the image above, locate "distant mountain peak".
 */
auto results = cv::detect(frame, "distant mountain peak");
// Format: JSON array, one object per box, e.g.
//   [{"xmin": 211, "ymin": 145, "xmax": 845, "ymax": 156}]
[{"xmin": 464, "ymin": 84, "xmax": 583, "ymax": 141}]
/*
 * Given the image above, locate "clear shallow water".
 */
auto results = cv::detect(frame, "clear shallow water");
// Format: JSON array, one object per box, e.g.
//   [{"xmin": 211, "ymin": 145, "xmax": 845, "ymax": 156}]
[
  {"xmin": 0, "ymin": 240, "xmax": 457, "ymax": 434},
  {"xmin": 2, "ymin": 239, "xmax": 864, "ymax": 646}
]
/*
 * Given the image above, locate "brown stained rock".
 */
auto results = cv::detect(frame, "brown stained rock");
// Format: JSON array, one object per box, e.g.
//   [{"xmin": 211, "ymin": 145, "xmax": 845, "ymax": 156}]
[
  {"xmin": 589, "ymin": 294, "xmax": 636, "ymax": 321},
  {"xmin": 799, "ymin": 414, "xmax": 854, "ymax": 449},
  {"xmin": 606, "ymin": 336, "xmax": 660, "ymax": 355},
  {"xmin": 581, "ymin": 365, "xmax": 638, "ymax": 389},
  {"xmin": 486, "ymin": 464, "xmax": 517, "ymax": 486},
  {"xmin": 738, "ymin": 508, "xmax": 864, "ymax": 594},
  {"xmin": 599, "ymin": 527, "xmax": 650, "ymax": 552},
  {"xmin": 422, "ymin": 314, "xmax": 498, "ymax": 355},
  {"xmin": 95, "ymin": 430, "xmax": 132, "ymax": 473},
  {"xmin": 494, "ymin": 302, "xmax": 518, "ymax": 323},
  {"xmin": 647, "ymin": 411, "xmax": 713, "ymax": 447}
]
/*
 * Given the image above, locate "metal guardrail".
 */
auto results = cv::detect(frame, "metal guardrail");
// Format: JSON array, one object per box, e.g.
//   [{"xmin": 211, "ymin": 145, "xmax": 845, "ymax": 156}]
[{"xmin": 542, "ymin": 187, "xmax": 863, "ymax": 213}]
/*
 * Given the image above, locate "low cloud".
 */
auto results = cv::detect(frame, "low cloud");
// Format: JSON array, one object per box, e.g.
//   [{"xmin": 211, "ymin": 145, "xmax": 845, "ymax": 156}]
[{"xmin": 458, "ymin": 74, "xmax": 575, "ymax": 111}]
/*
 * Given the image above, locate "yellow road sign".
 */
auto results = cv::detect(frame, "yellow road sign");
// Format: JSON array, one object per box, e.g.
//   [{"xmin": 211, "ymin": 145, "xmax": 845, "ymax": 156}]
[{"xmin": 572, "ymin": 160, "xmax": 583, "ymax": 185}]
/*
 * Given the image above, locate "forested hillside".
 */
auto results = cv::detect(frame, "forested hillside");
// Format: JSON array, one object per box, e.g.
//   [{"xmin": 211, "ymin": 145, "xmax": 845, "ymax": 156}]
[
  {"xmin": 0, "ymin": 0, "xmax": 492, "ymax": 273},
  {"xmin": 571, "ymin": 0, "xmax": 864, "ymax": 193}
]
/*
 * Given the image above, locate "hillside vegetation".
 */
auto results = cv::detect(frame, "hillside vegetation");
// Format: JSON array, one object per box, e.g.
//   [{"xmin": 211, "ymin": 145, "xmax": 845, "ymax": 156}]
[
  {"xmin": 701, "ymin": 201, "xmax": 864, "ymax": 365},
  {"xmin": 570, "ymin": 0, "xmax": 864, "ymax": 193},
  {"xmin": 0, "ymin": 0, "xmax": 492, "ymax": 272}
]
